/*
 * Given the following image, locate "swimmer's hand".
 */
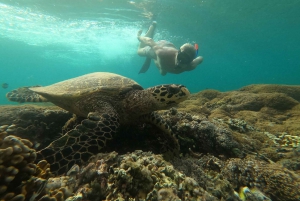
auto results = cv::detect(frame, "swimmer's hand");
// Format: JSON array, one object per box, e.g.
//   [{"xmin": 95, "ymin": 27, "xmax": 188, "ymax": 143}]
[{"xmin": 137, "ymin": 29, "xmax": 143, "ymax": 37}]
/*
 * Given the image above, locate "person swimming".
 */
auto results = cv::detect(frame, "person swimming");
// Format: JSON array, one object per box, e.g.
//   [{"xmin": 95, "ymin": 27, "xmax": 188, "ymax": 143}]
[{"xmin": 137, "ymin": 21, "xmax": 203, "ymax": 76}]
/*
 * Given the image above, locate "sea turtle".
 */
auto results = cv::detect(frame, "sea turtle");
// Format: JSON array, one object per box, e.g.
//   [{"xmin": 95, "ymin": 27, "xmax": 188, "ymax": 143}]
[{"xmin": 6, "ymin": 72, "xmax": 190, "ymax": 175}]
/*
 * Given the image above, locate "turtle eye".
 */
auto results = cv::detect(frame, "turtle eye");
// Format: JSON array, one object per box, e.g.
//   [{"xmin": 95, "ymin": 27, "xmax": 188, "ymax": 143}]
[{"xmin": 167, "ymin": 85, "xmax": 180, "ymax": 94}]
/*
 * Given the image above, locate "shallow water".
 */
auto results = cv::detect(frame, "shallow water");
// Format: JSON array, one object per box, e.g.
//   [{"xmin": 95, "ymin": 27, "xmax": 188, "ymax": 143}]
[{"xmin": 1, "ymin": 0, "xmax": 300, "ymax": 105}]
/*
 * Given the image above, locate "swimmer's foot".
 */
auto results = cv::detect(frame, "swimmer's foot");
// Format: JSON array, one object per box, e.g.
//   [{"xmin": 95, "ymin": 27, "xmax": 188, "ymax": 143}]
[{"xmin": 149, "ymin": 21, "xmax": 156, "ymax": 31}]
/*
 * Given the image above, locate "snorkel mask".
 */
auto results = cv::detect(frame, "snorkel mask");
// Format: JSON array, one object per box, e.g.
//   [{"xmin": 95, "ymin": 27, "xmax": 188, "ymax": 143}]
[
  {"xmin": 175, "ymin": 43, "xmax": 198, "ymax": 67},
  {"xmin": 176, "ymin": 49, "xmax": 194, "ymax": 66}
]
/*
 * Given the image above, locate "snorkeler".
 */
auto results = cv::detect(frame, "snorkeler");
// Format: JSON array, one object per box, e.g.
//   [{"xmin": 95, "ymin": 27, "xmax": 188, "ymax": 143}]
[{"xmin": 137, "ymin": 21, "xmax": 203, "ymax": 76}]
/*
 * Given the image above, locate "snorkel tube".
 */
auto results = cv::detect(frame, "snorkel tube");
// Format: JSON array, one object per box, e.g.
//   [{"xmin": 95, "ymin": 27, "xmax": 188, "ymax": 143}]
[{"xmin": 194, "ymin": 43, "xmax": 199, "ymax": 57}]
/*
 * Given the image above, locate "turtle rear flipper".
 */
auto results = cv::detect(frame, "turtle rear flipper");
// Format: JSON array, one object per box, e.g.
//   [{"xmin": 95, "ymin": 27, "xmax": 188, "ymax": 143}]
[
  {"xmin": 37, "ymin": 109, "xmax": 120, "ymax": 175},
  {"xmin": 6, "ymin": 86, "xmax": 48, "ymax": 103}
]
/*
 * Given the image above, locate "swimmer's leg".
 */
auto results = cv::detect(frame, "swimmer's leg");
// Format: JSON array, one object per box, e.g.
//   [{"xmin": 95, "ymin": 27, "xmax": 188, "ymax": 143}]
[
  {"xmin": 137, "ymin": 21, "xmax": 157, "ymax": 49},
  {"xmin": 145, "ymin": 21, "xmax": 157, "ymax": 38},
  {"xmin": 137, "ymin": 21, "xmax": 157, "ymax": 74},
  {"xmin": 137, "ymin": 36, "xmax": 156, "ymax": 57}
]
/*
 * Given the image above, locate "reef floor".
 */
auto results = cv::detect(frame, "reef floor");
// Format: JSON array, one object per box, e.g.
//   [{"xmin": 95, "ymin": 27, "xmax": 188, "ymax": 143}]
[{"xmin": 0, "ymin": 84, "xmax": 300, "ymax": 201}]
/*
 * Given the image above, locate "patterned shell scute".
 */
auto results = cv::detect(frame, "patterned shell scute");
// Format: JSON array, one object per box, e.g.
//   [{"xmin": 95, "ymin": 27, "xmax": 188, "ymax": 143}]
[{"xmin": 29, "ymin": 72, "xmax": 143, "ymax": 98}]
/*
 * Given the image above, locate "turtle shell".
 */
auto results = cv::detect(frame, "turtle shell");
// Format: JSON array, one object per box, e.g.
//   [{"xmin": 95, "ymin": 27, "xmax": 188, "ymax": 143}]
[{"xmin": 30, "ymin": 72, "xmax": 143, "ymax": 115}]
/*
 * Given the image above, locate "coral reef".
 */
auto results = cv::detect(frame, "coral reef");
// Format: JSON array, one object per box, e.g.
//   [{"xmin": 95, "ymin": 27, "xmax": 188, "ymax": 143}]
[
  {"xmin": 172, "ymin": 154, "xmax": 300, "ymax": 201},
  {"xmin": 239, "ymin": 84, "xmax": 300, "ymax": 102},
  {"xmin": 36, "ymin": 164, "xmax": 79, "ymax": 201},
  {"xmin": 265, "ymin": 131, "xmax": 300, "ymax": 149},
  {"xmin": 31, "ymin": 150, "xmax": 300, "ymax": 201},
  {"xmin": 223, "ymin": 156, "xmax": 300, "ymax": 201},
  {"xmin": 0, "ymin": 105, "xmax": 72, "ymax": 149},
  {"xmin": 44, "ymin": 151, "xmax": 221, "ymax": 201},
  {"xmin": 0, "ymin": 132, "xmax": 51, "ymax": 201},
  {"xmin": 1, "ymin": 84, "xmax": 300, "ymax": 201},
  {"xmin": 236, "ymin": 186, "xmax": 272, "ymax": 201},
  {"xmin": 157, "ymin": 108, "xmax": 242, "ymax": 158},
  {"xmin": 177, "ymin": 84, "xmax": 300, "ymax": 171}
]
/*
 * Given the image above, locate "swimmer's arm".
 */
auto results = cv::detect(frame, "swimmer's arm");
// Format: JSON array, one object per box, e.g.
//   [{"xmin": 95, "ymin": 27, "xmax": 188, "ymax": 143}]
[
  {"xmin": 187, "ymin": 56, "xmax": 203, "ymax": 71},
  {"xmin": 156, "ymin": 57, "xmax": 167, "ymax": 76}
]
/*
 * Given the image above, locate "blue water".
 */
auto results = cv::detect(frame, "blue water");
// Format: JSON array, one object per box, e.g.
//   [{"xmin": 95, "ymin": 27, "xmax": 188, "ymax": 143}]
[{"xmin": 1, "ymin": 0, "xmax": 300, "ymax": 105}]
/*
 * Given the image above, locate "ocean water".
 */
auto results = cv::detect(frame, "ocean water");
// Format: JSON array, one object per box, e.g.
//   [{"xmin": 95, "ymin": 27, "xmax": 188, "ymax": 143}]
[{"xmin": 0, "ymin": 0, "xmax": 300, "ymax": 105}]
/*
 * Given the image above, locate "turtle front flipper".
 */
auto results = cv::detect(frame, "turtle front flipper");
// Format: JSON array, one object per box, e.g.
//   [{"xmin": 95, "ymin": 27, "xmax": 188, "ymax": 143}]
[
  {"xmin": 37, "ymin": 110, "xmax": 120, "ymax": 175},
  {"xmin": 141, "ymin": 112, "xmax": 180, "ymax": 155},
  {"xmin": 6, "ymin": 86, "xmax": 48, "ymax": 103}
]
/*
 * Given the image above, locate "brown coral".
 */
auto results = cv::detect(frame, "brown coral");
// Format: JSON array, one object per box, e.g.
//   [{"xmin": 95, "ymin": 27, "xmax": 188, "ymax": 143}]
[
  {"xmin": 55, "ymin": 151, "xmax": 220, "ymax": 201},
  {"xmin": 0, "ymin": 132, "xmax": 53, "ymax": 201},
  {"xmin": 239, "ymin": 84, "xmax": 300, "ymax": 102},
  {"xmin": 0, "ymin": 132, "xmax": 36, "ymax": 201},
  {"xmin": 222, "ymin": 156, "xmax": 300, "ymax": 201},
  {"xmin": 157, "ymin": 108, "xmax": 241, "ymax": 157},
  {"xmin": 0, "ymin": 105, "xmax": 72, "ymax": 150}
]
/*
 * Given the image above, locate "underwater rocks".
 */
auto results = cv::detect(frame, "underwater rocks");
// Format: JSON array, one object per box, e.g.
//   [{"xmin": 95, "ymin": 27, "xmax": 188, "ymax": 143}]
[
  {"xmin": 0, "ymin": 129, "xmax": 298, "ymax": 201},
  {"xmin": 181, "ymin": 84, "xmax": 300, "ymax": 116},
  {"xmin": 21, "ymin": 150, "xmax": 300, "ymax": 201},
  {"xmin": 177, "ymin": 84, "xmax": 300, "ymax": 171},
  {"xmin": 1, "ymin": 83, "xmax": 300, "ymax": 201},
  {"xmin": 239, "ymin": 84, "xmax": 300, "ymax": 102},
  {"xmin": 222, "ymin": 156, "xmax": 300, "ymax": 201},
  {"xmin": 158, "ymin": 108, "xmax": 242, "ymax": 158},
  {"xmin": 172, "ymin": 154, "xmax": 300, "ymax": 201},
  {"xmin": 0, "ymin": 105, "xmax": 72, "ymax": 149},
  {"xmin": 200, "ymin": 89, "xmax": 297, "ymax": 112},
  {"xmin": 37, "ymin": 151, "xmax": 221, "ymax": 201}
]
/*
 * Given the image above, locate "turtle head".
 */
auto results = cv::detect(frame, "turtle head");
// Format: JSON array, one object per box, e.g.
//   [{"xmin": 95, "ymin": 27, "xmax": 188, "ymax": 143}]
[{"xmin": 148, "ymin": 84, "xmax": 190, "ymax": 109}]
